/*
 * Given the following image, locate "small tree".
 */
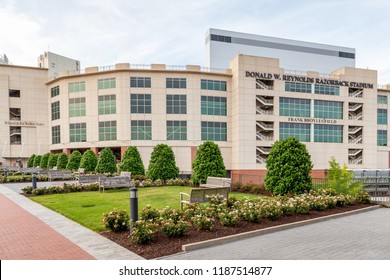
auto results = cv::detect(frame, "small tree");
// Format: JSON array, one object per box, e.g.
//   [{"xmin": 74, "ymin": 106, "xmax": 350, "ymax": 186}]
[
  {"xmin": 48, "ymin": 154, "xmax": 59, "ymax": 169},
  {"xmin": 118, "ymin": 146, "xmax": 145, "ymax": 175},
  {"xmin": 27, "ymin": 154, "xmax": 36, "ymax": 168},
  {"xmin": 33, "ymin": 155, "xmax": 42, "ymax": 167},
  {"xmin": 326, "ymin": 156, "xmax": 362, "ymax": 196},
  {"xmin": 40, "ymin": 153, "xmax": 51, "ymax": 169},
  {"xmin": 95, "ymin": 147, "xmax": 117, "ymax": 174},
  {"xmin": 57, "ymin": 153, "xmax": 68, "ymax": 170},
  {"xmin": 66, "ymin": 150, "xmax": 82, "ymax": 171},
  {"xmin": 191, "ymin": 141, "xmax": 227, "ymax": 184},
  {"xmin": 265, "ymin": 137, "xmax": 313, "ymax": 195},
  {"xmin": 79, "ymin": 150, "xmax": 98, "ymax": 173},
  {"xmin": 147, "ymin": 144, "xmax": 179, "ymax": 180}
]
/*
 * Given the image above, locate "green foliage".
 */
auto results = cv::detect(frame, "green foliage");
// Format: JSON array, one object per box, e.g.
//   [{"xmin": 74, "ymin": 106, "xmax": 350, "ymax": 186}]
[
  {"xmin": 118, "ymin": 146, "xmax": 145, "ymax": 175},
  {"xmin": 66, "ymin": 150, "xmax": 82, "ymax": 171},
  {"xmin": 56, "ymin": 153, "xmax": 68, "ymax": 170},
  {"xmin": 191, "ymin": 141, "xmax": 227, "ymax": 184},
  {"xmin": 40, "ymin": 153, "xmax": 51, "ymax": 169},
  {"xmin": 79, "ymin": 150, "xmax": 98, "ymax": 172},
  {"xmin": 131, "ymin": 220, "xmax": 156, "ymax": 244},
  {"xmin": 102, "ymin": 209, "xmax": 130, "ymax": 232},
  {"xmin": 47, "ymin": 154, "xmax": 59, "ymax": 169},
  {"xmin": 33, "ymin": 155, "xmax": 42, "ymax": 167},
  {"xmin": 27, "ymin": 154, "xmax": 36, "ymax": 168},
  {"xmin": 265, "ymin": 137, "xmax": 313, "ymax": 195},
  {"xmin": 147, "ymin": 144, "xmax": 179, "ymax": 180},
  {"xmin": 326, "ymin": 157, "xmax": 362, "ymax": 196},
  {"xmin": 95, "ymin": 147, "xmax": 117, "ymax": 174}
]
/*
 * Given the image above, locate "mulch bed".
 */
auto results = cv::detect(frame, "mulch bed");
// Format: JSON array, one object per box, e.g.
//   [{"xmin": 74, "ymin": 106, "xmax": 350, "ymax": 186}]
[{"xmin": 100, "ymin": 203, "xmax": 375, "ymax": 259}]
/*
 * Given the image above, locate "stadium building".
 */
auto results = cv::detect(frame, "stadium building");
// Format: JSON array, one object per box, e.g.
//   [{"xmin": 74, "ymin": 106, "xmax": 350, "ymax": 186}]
[{"xmin": 1, "ymin": 30, "xmax": 389, "ymax": 184}]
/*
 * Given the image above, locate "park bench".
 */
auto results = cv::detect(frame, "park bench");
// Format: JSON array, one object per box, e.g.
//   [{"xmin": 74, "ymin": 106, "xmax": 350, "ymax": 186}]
[
  {"xmin": 99, "ymin": 175, "xmax": 132, "ymax": 192},
  {"xmin": 48, "ymin": 170, "xmax": 74, "ymax": 181},
  {"xmin": 179, "ymin": 186, "xmax": 230, "ymax": 210},
  {"xmin": 78, "ymin": 174, "xmax": 106, "ymax": 184},
  {"xmin": 200, "ymin": 176, "xmax": 231, "ymax": 188}
]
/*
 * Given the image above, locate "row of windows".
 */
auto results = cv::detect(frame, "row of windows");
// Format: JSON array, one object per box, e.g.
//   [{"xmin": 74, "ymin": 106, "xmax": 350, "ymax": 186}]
[
  {"xmin": 53, "ymin": 78, "xmax": 227, "ymax": 95},
  {"xmin": 279, "ymin": 123, "xmax": 343, "ymax": 143},
  {"xmin": 279, "ymin": 97, "xmax": 343, "ymax": 119},
  {"xmin": 284, "ymin": 82, "xmax": 340, "ymax": 96},
  {"xmin": 51, "ymin": 94, "xmax": 227, "ymax": 120},
  {"xmin": 51, "ymin": 121, "xmax": 227, "ymax": 144}
]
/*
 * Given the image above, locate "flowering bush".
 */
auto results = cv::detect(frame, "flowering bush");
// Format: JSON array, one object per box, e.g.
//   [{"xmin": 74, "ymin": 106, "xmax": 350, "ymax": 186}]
[
  {"xmin": 141, "ymin": 179, "xmax": 153, "ymax": 187},
  {"xmin": 160, "ymin": 206, "xmax": 185, "ymax": 222},
  {"xmin": 258, "ymin": 200, "xmax": 283, "ymax": 221},
  {"xmin": 218, "ymin": 209, "xmax": 239, "ymax": 227},
  {"xmin": 131, "ymin": 220, "xmax": 156, "ymax": 244},
  {"xmin": 183, "ymin": 203, "xmax": 201, "ymax": 220},
  {"xmin": 191, "ymin": 213, "xmax": 215, "ymax": 231},
  {"xmin": 21, "ymin": 182, "xmax": 99, "ymax": 195},
  {"xmin": 139, "ymin": 204, "xmax": 160, "ymax": 222},
  {"xmin": 102, "ymin": 209, "xmax": 130, "ymax": 232},
  {"xmin": 161, "ymin": 219, "xmax": 190, "ymax": 237},
  {"xmin": 238, "ymin": 199, "xmax": 260, "ymax": 223}
]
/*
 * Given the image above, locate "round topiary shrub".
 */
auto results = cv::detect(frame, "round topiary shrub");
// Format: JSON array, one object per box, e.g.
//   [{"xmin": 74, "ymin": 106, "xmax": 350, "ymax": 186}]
[
  {"xmin": 79, "ymin": 149, "xmax": 98, "ymax": 172},
  {"xmin": 33, "ymin": 155, "xmax": 42, "ymax": 167},
  {"xmin": 47, "ymin": 154, "xmax": 59, "ymax": 169},
  {"xmin": 40, "ymin": 153, "xmax": 51, "ymax": 169},
  {"xmin": 56, "ymin": 152, "xmax": 68, "ymax": 170},
  {"xmin": 191, "ymin": 141, "xmax": 227, "ymax": 184},
  {"xmin": 118, "ymin": 146, "xmax": 145, "ymax": 175},
  {"xmin": 95, "ymin": 147, "xmax": 117, "ymax": 174},
  {"xmin": 27, "ymin": 154, "xmax": 36, "ymax": 168},
  {"xmin": 264, "ymin": 137, "xmax": 313, "ymax": 195},
  {"xmin": 146, "ymin": 144, "xmax": 179, "ymax": 180},
  {"xmin": 66, "ymin": 150, "xmax": 82, "ymax": 171}
]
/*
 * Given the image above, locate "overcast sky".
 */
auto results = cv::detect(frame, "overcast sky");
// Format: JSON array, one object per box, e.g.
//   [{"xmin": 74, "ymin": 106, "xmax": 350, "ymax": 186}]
[{"xmin": 1, "ymin": 0, "xmax": 390, "ymax": 84}]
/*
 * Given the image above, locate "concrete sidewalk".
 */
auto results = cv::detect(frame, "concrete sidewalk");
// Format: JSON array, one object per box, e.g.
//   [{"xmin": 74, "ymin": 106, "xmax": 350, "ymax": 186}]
[
  {"xmin": 162, "ymin": 207, "xmax": 390, "ymax": 260},
  {"xmin": 0, "ymin": 184, "xmax": 144, "ymax": 260}
]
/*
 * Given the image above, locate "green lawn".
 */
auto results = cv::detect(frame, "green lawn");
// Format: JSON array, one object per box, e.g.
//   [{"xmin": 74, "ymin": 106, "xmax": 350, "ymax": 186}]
[{"xmin": 30, "ymin": 186, "xmax": 260, "ymax": 232}]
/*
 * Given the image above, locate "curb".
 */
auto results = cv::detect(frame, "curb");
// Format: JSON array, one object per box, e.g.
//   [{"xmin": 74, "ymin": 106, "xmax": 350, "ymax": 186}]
[{"xmin": 182, "ymin": 205, "xmax": 381, "ymax": 252}]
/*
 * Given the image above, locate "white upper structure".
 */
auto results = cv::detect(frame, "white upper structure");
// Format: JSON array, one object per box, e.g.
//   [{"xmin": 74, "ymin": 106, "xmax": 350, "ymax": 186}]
[
  {"xmin": 37, "ymin": 51, "xmax": 80, "ymax": 78},
  {"xmin": 205, "ymin": 28, "xmax": 356, "ymax": 74}
]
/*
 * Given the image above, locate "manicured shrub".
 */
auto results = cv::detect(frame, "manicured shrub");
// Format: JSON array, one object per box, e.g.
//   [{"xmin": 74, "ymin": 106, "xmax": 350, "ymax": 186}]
[
  {"xmin": 66, "ymin": 150, "xmax": 82, "ymax": 171},
  {"xmin": 147, "ymin": 144, "xmax": 179, "ymax": 180},
  {"xmin": 118, "ymin": 146, "xmax": 145, "ymax": 176},
  {"xmin": 95, "ymin": 147, "xmax": 117, "ymax": 174},
  {"xmin": 79, "ymin": 150, "xmax": 98, "ymax": 172},
  {"xmin": 40, "ymin": 153, "xmax": 51, "ymax": 169},
  {"xmin": 139, "ymin": 205, "xmax": 160, "ymax": 222},
  {"xmin": 102, "ymin": 209, "xmax": 130, "ymax": 232},
  {"xmin": 33, "ymin": 155, "xmax": 42, "ymax": 167},
  {"xmin": 191, "ymin": 141, "xmax": 226, "ymax": 184},
  {"xmin": 265, "ymin": 137, "xmax": 313, "ymax": 195},
  {"xmin": 57, "ymin": 153, "xmax": 68, "ymax": 170},
  {"xmin": 27, "ymin": 154, "xmax": 36, "ymax": 168},
  {"xmin": 47, "ymin": 154, "xmax": 59, "ymax": 169}
]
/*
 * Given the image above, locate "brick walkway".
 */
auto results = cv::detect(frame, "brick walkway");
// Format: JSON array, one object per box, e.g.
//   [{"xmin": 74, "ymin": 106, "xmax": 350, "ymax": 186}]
[
  {"xmin": 0, "ymin": 192, "xmax": 94, "ymax": 260},
  {"xmin": 0, "ymin": 184, "xmax": 144, "ymax": 260}
]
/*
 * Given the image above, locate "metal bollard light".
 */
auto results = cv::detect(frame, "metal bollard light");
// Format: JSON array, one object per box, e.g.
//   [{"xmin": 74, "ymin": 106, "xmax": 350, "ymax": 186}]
[
  {"xmin": 129, "ymin": 187, "xmax": 138, "ymax": 235},
  {"xmin": 32, "ymin": 173, "xmax": 37, "ymax": 189}
]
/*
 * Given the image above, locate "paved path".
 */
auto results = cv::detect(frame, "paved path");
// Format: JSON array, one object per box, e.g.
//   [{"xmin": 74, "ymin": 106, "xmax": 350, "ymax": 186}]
[
  {"xmin": 0, "ymin": 184, "xmax": 144, "ymax": 260},
  {"xmin": 162, "ymin": 207, "xmax": 390, "ymax": 260}
]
